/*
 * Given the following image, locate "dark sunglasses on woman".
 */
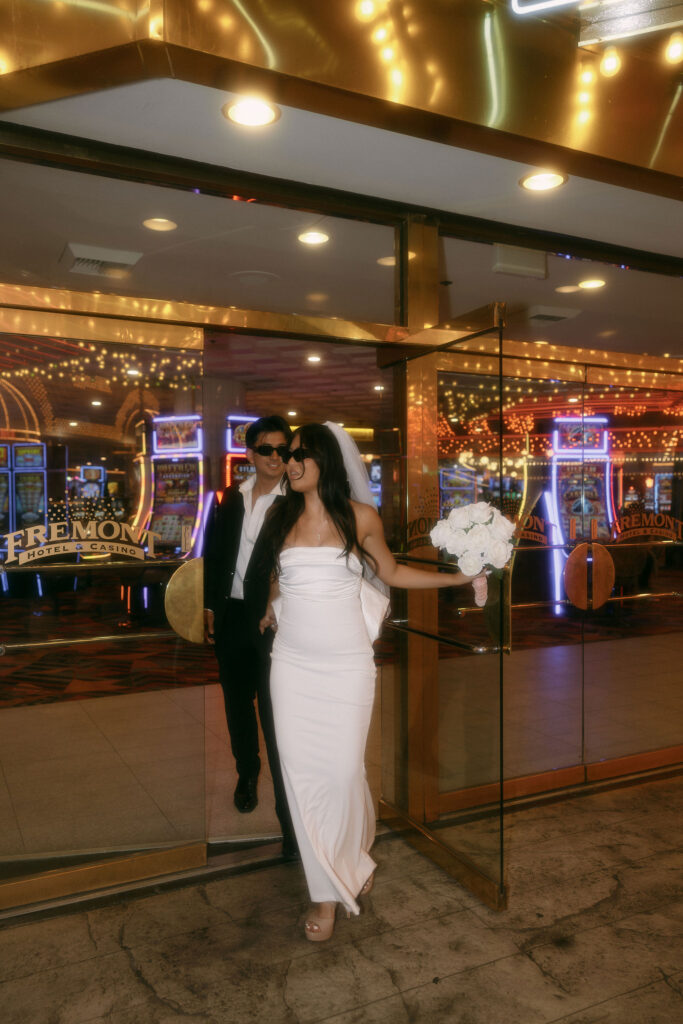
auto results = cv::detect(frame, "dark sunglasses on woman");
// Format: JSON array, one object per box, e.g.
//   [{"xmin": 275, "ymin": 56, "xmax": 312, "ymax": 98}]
[
  {"xmin": 253, "ymin": 444, "xmax": 290, "ymax": 458},
  {"xmin": 282, "ymin": 448, "xmax": 313, "ymax": 464}
]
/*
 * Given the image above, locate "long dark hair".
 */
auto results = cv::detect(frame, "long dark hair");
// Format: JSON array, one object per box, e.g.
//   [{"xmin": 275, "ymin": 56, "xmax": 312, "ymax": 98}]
[{"xmin": 258, "ymin": 423, "xmax": 376, "ymax": 579}]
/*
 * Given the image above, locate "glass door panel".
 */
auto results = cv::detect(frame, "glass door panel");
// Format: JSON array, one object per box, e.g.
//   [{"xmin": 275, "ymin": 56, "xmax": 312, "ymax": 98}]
[
  {"xmin": 378, "ymin": 343, "xmax": 506, "ymax": 910},
  {"xmin": 583, "ymin": 381, "xmax": 683, "ymax": 770},
  {"xmin": 0, "ymin": 338, "xmax": 208, "ymax": 896}
]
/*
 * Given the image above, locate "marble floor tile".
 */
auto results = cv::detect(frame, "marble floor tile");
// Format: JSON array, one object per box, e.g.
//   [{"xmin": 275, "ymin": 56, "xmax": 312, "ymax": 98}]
[
  {"xmin": 281, "ymin": 942, "xmax": 399, "ymax": 1023},
  {"xmin": 528, "ymin": 903, "xmax": 683, "ymax": 1006},
  {"xmin": 354, "ymin": 907, "xmax": 519, "ymax": 990},
  {"xmin": 125, "ymin": 930, "xmax": 301, "ymax": 1023},
  {"xmin": 397, "ymin": 951, "xmax": 588, "ymax": 1024},
  {"xmin": 551, "ymin": 979, "xmax": 683, "ymax": 1023},
  {"xmin": 0, "ymin": 950, "xmax": 151, "ymax": 1024}
]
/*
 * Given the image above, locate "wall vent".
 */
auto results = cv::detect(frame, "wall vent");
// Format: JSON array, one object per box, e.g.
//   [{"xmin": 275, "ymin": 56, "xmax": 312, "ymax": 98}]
[
  {"xmin": 59, "ymin": 243, "xmax": 142, "ymax": 278},
  {"xmin": 493, "ymin": 244, "xmax": 547, "ymax": 279}
]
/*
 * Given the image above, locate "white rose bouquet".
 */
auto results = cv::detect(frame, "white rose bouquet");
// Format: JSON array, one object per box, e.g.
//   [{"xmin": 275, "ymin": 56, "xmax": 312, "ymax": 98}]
[{"xmin": 430, "ymin": 502, "xmax": 516, "ymax": 606}]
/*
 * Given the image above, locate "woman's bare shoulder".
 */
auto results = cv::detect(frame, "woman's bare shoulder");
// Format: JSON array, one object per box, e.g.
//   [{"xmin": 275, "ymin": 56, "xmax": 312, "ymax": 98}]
[{"xmin": 351, "ymin": 500, "xmax": 381, "ymax": 528}]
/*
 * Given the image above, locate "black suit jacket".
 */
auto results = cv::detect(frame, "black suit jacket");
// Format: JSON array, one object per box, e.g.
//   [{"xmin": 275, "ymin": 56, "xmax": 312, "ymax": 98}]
[{"xmin": 203, "ymin": 484, "xmax": 278, "ymax": 642}]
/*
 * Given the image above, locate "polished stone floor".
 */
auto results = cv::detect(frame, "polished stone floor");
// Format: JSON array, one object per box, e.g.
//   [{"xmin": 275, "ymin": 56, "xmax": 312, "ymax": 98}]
[{"xmin": 1, "ymin": 774, "xmax": 681, "ymax": 1023}]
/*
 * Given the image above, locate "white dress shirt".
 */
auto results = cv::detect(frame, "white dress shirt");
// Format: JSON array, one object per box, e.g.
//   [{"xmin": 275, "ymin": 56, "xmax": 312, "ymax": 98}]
[{"xmin": 230, "ymin": 474, "xmax": 284, "ymax": 600}]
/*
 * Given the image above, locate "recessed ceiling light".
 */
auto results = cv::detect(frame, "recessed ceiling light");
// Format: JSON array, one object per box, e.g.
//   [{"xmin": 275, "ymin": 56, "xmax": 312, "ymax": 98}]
[
  {"xmin": 222, "ymin": 97, "xmax": 280, "ymax": 127},
  {"xmin": 126, "ymin": 368, "xmax": 141, "ymax": 376},
  {"xmin": 377, "ymin": 251, "xmax": 416, "ymax": 266},
  {"xmin": 374, "ymin": 384, "xmax": 385, "ymax": 392},
  {"xmin": 69, "ymin": 421, "xmax": 78, "ymax": 427},
  {"xmin": 579, "ymin": 278, "xmax": 606, "ymax": 289},
  {"xmin": 91, "ymin": 399, "xmax": 102, "ymax": 406},
  {"xmin": 100, "ymin": 456, "xmax": 107, "ymax": 461},
  {"xmin": 298, "ymin": 230, "xmax": 329, "ymax": 246},
  {"xmin": 555, "ymin": 285, "xmax": 580, "ymax": 293},
  {"xmin": 143, "ymin": 218, "xmax": 177, "ymax": 232},
  {"xmin": 568, "ymin": 397, "xmax": 579, "ymax": 403},
  {"xmin": 307, "ymin": 355, "xmax": 321, "ymax": 363},
  {"xmin": 519, "ymin": 170, "xmax": 568, "ymax": 192},
  {"xmin": 287, "ymin": 410, "xmax": 297, "ymax": 416}
]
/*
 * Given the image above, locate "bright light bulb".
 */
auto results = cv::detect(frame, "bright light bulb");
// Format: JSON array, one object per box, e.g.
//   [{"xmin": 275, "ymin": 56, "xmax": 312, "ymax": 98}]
[
  {"xmin": 665, "ymin": 32, "xmax": 683, "ymax": 64},
  {"xmin": 307, "ymin": 355, "xmax": 321, "ymax": 363},
  {"xmin": 579, "ymin": 278, "xmax": 606, "ymax": 290},
  {"xmin": 600, "ymin": 47, "xmax": 621, "ymax": 77},
  {"xmin": 519, "ymin": 171, "xmax": 568, "ymax": 192},
  {"xmin": 355, "ymin": 1, "xmax": 375, "ymax": 21},
  {"xmin": 91, "ymin": 399, "xmax": 102, "ymax": 406},
  {"xmin": 143, "ymin": 218, "xmax": 177, "ymax": 232},
  {"xmin": 298, "ymin": 230, "xmax": 329, "ymax": 246},
  {"xmin": 223, "ymin": 97, "xmax": 280, "ymax": 127}
]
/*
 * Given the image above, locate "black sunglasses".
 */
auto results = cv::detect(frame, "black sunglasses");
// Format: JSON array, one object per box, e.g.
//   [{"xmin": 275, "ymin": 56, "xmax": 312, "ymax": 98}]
[
  {"xmin": 282, "ymin": 447, "xmax": 313, "ymax": 464},
  {"xmin": 253, "ymin": 444, "xmax": 289, "ymax": 458}
]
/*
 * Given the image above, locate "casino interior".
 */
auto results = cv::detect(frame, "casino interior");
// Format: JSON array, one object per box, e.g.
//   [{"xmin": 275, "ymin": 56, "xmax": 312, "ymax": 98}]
[{"xmin": 0, "ymin": 1, "xmax": 681, "ymax": 917}]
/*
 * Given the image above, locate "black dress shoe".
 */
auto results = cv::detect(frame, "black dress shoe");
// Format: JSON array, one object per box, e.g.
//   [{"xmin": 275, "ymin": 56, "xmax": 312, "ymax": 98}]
[
  {"xmin": 234, "ymin": 775, "xmax": 258, "ymax": 813},
  {"xmin": 281, "ymin": 834, "xmax": 300, "ymax": 862}
]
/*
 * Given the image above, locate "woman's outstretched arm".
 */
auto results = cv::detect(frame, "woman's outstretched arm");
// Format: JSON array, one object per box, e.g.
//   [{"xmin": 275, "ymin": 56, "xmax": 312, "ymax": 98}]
[{"xmin": 354, "ymin": 502, "xmax": 479, "ymax": 590}]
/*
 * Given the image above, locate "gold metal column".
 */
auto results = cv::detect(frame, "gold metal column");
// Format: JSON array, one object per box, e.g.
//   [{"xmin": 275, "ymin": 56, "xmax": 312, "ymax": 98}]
[{"xmin": 402, "ymin": 218, "xmax": 441, "ymax": 823}]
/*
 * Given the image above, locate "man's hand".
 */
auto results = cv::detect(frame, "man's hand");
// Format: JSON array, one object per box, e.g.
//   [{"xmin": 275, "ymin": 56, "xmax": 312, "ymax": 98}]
[{"xmin": 204, "ymin": 608, "xmax": 215, "ymax": 644}]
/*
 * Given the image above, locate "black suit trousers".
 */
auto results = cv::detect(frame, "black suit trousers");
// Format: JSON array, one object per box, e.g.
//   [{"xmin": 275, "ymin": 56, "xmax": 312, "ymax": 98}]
[{"xmin": 214, "ymin": 598, "xmax": 294, "ymax": 841}]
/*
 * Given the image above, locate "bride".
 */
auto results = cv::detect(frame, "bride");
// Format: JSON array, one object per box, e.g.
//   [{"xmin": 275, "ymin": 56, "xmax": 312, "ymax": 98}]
[{"xmin": 258, "ymin": 422, "xmax": 482, "ymax": 941}]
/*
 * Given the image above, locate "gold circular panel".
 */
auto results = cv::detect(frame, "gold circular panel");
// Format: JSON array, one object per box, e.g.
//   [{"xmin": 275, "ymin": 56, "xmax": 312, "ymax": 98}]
[{"xmin": 164, "ymin": 557, "xmax": 205, "ymax": 644}]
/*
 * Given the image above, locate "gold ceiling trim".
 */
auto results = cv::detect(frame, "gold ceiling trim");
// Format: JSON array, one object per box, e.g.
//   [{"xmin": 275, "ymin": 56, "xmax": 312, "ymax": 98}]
[
  {"xmin": 0, "ymin": 282, "xmax": 401, "ymax": 346},
  {"xmin": 0, "ymin": 2, "xmax": 680, "ymax": 186},
  {"xmin": 2, "ymin": 282, "xmax": 682, "ymax": 379}
]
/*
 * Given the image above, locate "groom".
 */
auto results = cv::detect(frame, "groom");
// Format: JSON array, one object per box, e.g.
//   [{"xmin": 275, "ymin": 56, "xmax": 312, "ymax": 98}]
[{"xmin": 204, "ymin": 414, "xmax": 297, "ymax": 858}]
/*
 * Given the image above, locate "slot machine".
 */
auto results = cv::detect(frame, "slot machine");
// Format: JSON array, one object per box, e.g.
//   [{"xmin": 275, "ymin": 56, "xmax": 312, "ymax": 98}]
[
  {"xmin": 225, "ymin": 414, "xmax": 258, "ymax": 488},
  {"xmin": 79, "ymin": 464, "xmax": 106, "ymax": 501},
  {"xmin": 149, "ymin": 415, "xmax": 205, "ymax": 555},
  {"xmin": 544, "ymin": 416, "xmax": 616, "ymax": 609},
  {"xmin": 12, "ymin": 442, "xmax": 47, "ymax": 531},
  {"xmin": 0, "ymin": 444, "xmax": 11, "ymax": 538}
]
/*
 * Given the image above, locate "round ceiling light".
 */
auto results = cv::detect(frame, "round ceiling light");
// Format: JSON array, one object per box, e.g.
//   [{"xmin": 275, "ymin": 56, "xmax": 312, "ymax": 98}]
[
  {"xmin": 143, "ymin": 218, "xmax": 177, "ymax": 232},
  {"xmin": 223, "ymin": 97, "xmax": 280, "ymax": 127},
  {"xmin": 298, "ymin": 230, "xmax": 329, "ymax": 246},
  {"xmin": 126, "ymin": 368, "xmax": 141, "ymax": 377},
  {"xmin": 307, "ymin": 355, "xmax": 321, "ymax": 363},
  {"xmin": 374, "ymin": 384, "xmax": 385, "ymax": 392},
  {"xmin": 69, "ymin": 421, "xmax": 78, "ymax": 427},
  {"xmin": 578, "ymin": 278, "xmax": 606, "ymax": 290},
  {"xmin": 91, "ymin": 399, "xmax": 102, "ymax": 407},
  {"xmin": 519, "ymin": 171, "xmax": 568, "ymax": 192},
  {"xmin": 287, "ymin": 410, "xmax": 297, "ymax": 417}
]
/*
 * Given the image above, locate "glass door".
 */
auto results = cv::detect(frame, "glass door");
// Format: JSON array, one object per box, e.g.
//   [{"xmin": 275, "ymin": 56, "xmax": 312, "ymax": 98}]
[
  {"xmin": 503, "ymin": 367, "xmax": 683, "ymax": 795},
  {"xmin": 0, "ymin": 337, "xmax": 208, "ymax": 910},
  {"xmin": 581, "ymin": 376, "xmax": 683, "ymax": 777},
  {"xmin": 378, "ymin": 333, "xmax": 507, "ymax": 911}
]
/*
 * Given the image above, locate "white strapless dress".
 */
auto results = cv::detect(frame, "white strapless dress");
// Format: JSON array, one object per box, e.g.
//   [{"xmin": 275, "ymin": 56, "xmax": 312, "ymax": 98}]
[{"xmin": 270, "ymin": 546, "xmax": 377, "ymax": 914}]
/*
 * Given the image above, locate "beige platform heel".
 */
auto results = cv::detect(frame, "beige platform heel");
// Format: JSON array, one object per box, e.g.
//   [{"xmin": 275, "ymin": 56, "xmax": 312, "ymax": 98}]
[{"xmin": 304, "ymin": 901, "xmax": 349, "ymax": 942}]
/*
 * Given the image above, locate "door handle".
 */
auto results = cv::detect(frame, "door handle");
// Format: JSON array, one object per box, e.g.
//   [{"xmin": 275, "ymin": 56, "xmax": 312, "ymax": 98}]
[{"xmin": 563, "ymin": 542, "xmax": 615, "ymax": 610}]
